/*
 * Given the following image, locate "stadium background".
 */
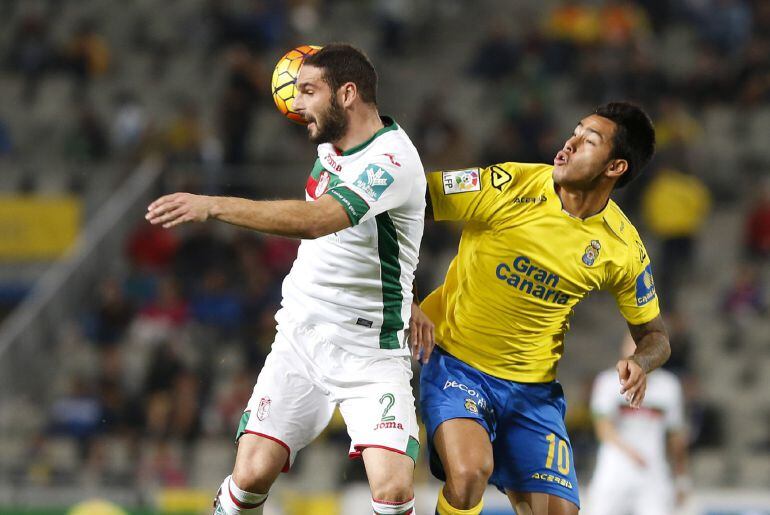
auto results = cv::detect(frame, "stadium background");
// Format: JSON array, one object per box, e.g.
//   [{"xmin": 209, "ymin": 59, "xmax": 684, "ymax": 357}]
[{"xmin": 0, "ymin": 0, "xmax": 768, "ymax": 513}]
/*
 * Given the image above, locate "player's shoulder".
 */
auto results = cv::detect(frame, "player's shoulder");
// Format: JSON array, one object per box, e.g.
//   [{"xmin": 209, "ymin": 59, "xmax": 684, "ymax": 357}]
[
  {"xmin": 479, "ymin": 162, "xmax": 553, "ymax": 195},
  {"xmin": 367, "ymin": 124, "xmax": 422, "ymax": 172},
  {"xmin": 601, "ymin": 201, "xmax": 646, "ymax": 249},
  {"xmin": 481, "ymin": 161, "xmax": 553, "ymax": 181}
]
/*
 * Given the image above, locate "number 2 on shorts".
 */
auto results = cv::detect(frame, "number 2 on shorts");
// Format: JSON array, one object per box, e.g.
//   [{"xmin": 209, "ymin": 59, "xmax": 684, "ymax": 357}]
[
  {"xmin": 379, "ymin": 393, "xmax": 396, "ymax": 422},
  {"xmin": 545, "ymin": 433, "xmax": 570, "ymax": 474}
]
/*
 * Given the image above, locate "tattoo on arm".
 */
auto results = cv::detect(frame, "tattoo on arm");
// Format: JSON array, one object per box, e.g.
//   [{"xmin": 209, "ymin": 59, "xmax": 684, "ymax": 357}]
[{"xmin": 627, "ymin": 315, "xmax": 671, "ymax": 373}]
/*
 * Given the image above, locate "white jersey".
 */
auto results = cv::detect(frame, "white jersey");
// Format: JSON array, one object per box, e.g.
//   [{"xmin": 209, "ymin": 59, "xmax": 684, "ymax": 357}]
[
  {"xmin": 279, "ymin": 117, "xmax": 426, "ymax": 356},
  {"xmin": 588, "ymin": 368, "xmax": 686, "ymax": 515},
  {"xmin": 591, "ymin": 367, "xmax": 685, "ymax": 471}
]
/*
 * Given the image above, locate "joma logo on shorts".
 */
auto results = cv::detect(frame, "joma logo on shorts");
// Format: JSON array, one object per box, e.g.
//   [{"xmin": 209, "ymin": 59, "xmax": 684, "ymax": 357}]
[{"xmin": 373, "ymin": 421, "xmax": 404, "ymax": 430}]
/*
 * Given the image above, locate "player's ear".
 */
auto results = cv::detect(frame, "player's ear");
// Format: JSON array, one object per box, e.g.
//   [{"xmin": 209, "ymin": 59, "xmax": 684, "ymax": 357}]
[
  {"xmin": 339, "ymin": 81, "xmax": 357, "ymax": 107},
  {"xmin": 607, "ymin": 159, "xmax": 628, "ymax": 180}
]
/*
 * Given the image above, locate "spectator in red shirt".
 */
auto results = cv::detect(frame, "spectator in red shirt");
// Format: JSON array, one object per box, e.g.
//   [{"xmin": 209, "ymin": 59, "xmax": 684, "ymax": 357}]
[
  {"xmin": 138, "ymin": 276, "xmax": 189, "ymax": 327},
  {"xmin": 745, "ymin": 182, "xmax": 770, "ymax": 259},
  {"xmin": 126, "ymin": 221, "xmax": 179, "ymax": 272}
]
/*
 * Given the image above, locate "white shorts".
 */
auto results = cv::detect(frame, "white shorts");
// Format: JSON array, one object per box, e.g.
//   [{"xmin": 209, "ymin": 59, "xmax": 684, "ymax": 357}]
[{"xmin": 238, "ymin": 318, "xmax": 419, "ymax": 472}]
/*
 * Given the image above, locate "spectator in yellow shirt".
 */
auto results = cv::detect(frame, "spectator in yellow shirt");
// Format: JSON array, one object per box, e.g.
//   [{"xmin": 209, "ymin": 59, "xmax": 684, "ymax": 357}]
[{"xmin": 641, "ymin": 167, "xmax": 711, "ymax": 306}]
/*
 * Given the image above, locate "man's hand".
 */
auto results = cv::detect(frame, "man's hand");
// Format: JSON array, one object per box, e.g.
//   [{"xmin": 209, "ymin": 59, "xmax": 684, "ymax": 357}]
[
  {"xmin": 146, "ymin": 193, "xmax": 214, "ymax": 228},
  {"xmin": 616, "ymin": 357, "xmax": 647, "ymax": 408},
  {"xmin": 409, "ymin": 302, "xmax": 435, "ymax": 364}
]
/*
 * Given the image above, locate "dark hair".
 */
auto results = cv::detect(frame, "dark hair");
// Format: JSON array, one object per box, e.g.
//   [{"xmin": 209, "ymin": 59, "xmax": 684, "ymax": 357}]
[
  {"xmin": 303, "ymin": 43, "xmax": 378, "ymax": 105},
  {"xmin": 594, "ymin": 102, "xmax": 656, "ymax": 188}
]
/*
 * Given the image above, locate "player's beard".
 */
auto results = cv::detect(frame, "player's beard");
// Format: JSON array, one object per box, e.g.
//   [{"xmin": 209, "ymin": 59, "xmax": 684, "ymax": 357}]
[{"xmin": 307, "ymin": 95, "xmax": 348, "ymax": 145}]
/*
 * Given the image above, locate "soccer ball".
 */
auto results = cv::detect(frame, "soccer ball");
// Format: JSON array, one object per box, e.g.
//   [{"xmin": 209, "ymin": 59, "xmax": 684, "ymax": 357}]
[{"xmin": 271, "ymin": 45, "xmax": 322, "ymax": 124}]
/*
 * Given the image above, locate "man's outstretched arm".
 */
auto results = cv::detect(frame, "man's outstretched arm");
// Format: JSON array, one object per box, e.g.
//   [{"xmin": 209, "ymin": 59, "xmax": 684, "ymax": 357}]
[
  {"xmin": 146, "ymin": 192, "xmax": 352, "ymax": 239},
  {"xmin": 617, "ymin": 315, "xmax": 671, "ymax": 408}
]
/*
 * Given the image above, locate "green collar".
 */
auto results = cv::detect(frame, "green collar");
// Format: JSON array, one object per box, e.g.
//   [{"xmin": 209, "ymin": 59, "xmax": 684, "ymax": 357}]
[{"xmin": 341, "ymin": 116, "xmax": 399, "ymax": 156}]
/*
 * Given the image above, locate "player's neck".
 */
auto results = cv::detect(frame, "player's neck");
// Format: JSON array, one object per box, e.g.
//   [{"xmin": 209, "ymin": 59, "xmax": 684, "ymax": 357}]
[
  {"xmin": 556, "ymin": 183, "xmax": 612, "ymax": 220},
  {"xmin": 333, "ymin": 108, "xmax": 384, "ymax": 154}
]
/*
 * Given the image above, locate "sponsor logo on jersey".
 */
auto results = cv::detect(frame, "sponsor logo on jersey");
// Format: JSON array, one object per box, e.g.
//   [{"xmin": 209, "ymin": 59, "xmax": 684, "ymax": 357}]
[
  {"xmin": 354, "ymin": 164, "xmax": 394, "ymax": 200},
  {"xmin": 257, "ymin": 397, "xmax": 271, "ymax": 421},
  {"xmin": 490, "ymin": 165, "xmax": 512, "ymax": 190},
  {"xmin": 464, "ymin": 398, "xmax": 479, "ymax": 414},
  {"xmin": 619, "ymin": 405, "xmax": 665, "ymax": 417},
  {"xmin": 443, "ymin": 380, "xmax": 489, "ymax": 411},
  {"xmin": 635, "ymin": 264, "xmax": 656, "ymax": 306},
  {"xmin": 324, "ymin": 153, "xmax": 342, "ymax": 172},
  {"xmin": 442, "ymin": 169, "xmax": 480, "ymax": 194},
  {"xmin": 581, "ymin": 240, "xmax": 601, "ymax": 266},
  {"xmin": 495, "ymin": 255, "xmax": 571, "ymax": 304},
  {"xmin": 512, "ymin": 195, "xmax": 547, "ymax": 204}
]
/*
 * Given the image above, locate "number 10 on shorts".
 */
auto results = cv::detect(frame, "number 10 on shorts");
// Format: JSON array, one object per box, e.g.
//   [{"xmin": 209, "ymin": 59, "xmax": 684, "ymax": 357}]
[{"xmin": 545, "ymin": 433, "xmax": 570, "ymax": 475}]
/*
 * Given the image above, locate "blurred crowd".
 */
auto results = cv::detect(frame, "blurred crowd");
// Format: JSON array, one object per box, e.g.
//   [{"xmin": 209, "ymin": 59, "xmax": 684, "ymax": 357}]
[{"xmin": 1, "ymin": 0, "xmax": 769, "ymax": 492}]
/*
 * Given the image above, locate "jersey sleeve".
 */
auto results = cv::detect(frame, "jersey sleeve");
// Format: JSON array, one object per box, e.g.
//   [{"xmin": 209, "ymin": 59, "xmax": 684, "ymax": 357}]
[
  {"xmin": 608, "ymin": 237, "xmax": 661, "ymax": 325},
  {"xmin": 590, "ymin": 371, "xmax": 619, "ymax": 419},
  {"xmin": 426, "ymin": 163, "xmax": 520, "ymax": 224},
  {"xmin": 325, "ymin": 159, "xmax": 413, "ymax": 225}
]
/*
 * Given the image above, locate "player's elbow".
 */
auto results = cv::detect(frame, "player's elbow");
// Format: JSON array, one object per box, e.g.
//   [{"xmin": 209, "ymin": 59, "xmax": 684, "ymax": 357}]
[
  {"xmin": 660, "ymin": 337, "xmax": 672, "ymax": 364},
  {"xmin": 298, "ymin": 222, "xmax": 322, "ymax": 239},
  {"xmin": 300, "ymin": 196, "xmax": 354, "ymax": 239},
  {"xmin": 301, "ymin": 219, "xmax": 334, "ymax": 240}
]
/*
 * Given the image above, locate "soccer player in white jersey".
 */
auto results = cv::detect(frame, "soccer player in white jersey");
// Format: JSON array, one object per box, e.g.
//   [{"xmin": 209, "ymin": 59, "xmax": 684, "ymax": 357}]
[
  {"xmin": 146, "ymin": 43, "xmax": 428, "ymax": 515},
  {"xmin": 588, "ymin": 333, "xmax": 690, "ymax": 515}
]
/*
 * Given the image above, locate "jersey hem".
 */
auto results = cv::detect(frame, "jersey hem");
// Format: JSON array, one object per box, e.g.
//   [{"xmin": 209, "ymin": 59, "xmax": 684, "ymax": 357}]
[{"xmin": 438, "ymin": 344, "xmax": 558, "ymax": 383}]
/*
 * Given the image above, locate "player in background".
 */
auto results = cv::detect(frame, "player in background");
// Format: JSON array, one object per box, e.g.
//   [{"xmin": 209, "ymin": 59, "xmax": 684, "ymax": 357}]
[
  {"xmin": 147, "ymin": 43, "xmax": 430, "ymax": 515},
  {"xmin": 415, "ymin": 102, "xmax": 671, "ymax": 515},
  {"xmin": 587, "ymin": 333, "xmax": 689, "ymax": 515}
]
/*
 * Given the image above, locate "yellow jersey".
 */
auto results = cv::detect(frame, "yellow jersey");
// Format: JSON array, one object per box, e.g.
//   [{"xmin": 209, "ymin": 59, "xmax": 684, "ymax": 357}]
[{"xmin": 422, "ymin": 163, "xmax": 660, "ymax": 383}]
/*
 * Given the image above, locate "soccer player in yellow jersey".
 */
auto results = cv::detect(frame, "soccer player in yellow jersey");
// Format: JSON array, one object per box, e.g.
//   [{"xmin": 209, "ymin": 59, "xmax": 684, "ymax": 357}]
[{"xmin": 416, "ymin": 102, "xmax": 671, "ymax": 515}]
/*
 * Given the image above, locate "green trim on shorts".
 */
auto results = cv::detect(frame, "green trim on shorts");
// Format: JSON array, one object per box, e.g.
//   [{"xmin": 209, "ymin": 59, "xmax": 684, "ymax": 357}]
[
  {"xmin": 406, "ymin": 436, "xmax": 420, "ymax": 463},
  {"xmin": 236, "ymin": 411, "xmax": 250, "ymax": 442}
]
